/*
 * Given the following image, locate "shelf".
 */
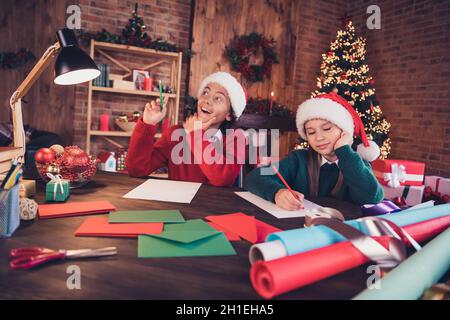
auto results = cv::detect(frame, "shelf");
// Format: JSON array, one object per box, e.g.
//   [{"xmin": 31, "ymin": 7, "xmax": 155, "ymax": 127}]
[
  {"xmin": 92, "ymin": 86, "xmax": 177, "ymax": 98},
  {"xmin": 93, "ymin": 41, "xmax": 180, "ymax": 58},
  {"xmin": 90, "ymin": 130, "xmax": 161, "ymax": 138}
]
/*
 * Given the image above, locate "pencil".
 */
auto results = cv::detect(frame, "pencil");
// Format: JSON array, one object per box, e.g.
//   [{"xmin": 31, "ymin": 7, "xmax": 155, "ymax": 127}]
[
  {"xmin": 159, "ymin": 80, "xmax": 163, "ymax": 110},
  {"xmin": 271, "ymin": 165, "xmax": 301, "ymax": 201}
]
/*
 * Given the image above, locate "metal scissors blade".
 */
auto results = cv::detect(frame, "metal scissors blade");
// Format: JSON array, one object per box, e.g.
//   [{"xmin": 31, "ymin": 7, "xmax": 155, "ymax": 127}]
[{"xmin": 66, "ymin": 247, "xmax": 117, "ymax": 259}]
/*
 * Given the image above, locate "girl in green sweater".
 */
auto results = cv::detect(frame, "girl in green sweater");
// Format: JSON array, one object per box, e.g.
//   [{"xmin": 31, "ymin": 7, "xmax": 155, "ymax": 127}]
[{"xmin": 244, "ymin": 92, "xmax": 384, "ymax": 210}]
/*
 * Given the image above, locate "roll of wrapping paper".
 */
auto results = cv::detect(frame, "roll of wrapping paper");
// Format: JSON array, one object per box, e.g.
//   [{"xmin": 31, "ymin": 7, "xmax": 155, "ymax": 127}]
[
  {"xmin": 353, "ymin": 227, "xmax": 450, "ymax": 300},
  {"xmin": 250, "ymin": 215, "xmax": 450, "ymax": 299},
  {"xmin": 264, "ymin": 203, "xmax": 450, "ymax": 259}
]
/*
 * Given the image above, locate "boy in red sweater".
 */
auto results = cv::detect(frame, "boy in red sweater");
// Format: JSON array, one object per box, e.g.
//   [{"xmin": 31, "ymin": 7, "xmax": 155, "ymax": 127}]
[{"xmin": 126, "ymin": 72, "xmax": 247, "ymax": 187}]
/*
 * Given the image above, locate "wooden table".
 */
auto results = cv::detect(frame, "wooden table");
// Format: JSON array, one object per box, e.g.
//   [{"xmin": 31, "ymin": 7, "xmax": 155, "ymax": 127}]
[{"xmin": 0, "ymin": 172, "xmax": 371, "ymax": 300}]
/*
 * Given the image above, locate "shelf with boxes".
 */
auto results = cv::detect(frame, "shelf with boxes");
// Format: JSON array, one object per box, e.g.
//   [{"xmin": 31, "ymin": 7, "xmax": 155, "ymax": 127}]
[{"xmin": 85, "ymin": 40, "xmax": 183, "ymax": 155}]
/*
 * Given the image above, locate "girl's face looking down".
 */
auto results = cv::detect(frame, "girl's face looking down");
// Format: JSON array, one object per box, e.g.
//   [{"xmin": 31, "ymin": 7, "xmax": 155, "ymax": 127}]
[
  {"xmin": 305, "ymin": 119, "xmax": 343, "ymax": 158},
  {"xmin": 197, "ymin": 82, "xmax": 232, "ymax": 128}
]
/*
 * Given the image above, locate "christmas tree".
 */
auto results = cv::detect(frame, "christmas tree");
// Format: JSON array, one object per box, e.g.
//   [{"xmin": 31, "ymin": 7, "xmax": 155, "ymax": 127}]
[
  {"xmin": 122, "ymin": 3, "xmax": 151, "ymax": 47},
  {"xmin": 296, "ymin": 20, "xmax": 391, "ymax": 159}
]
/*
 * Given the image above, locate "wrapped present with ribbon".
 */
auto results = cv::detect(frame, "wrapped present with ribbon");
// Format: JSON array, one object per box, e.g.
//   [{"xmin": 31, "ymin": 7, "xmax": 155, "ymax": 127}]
[
  {"xmin": 45, "ymin": 173, "xmax": 70, "ymax": 202},
  {"xmin": 372, "ymin": 159, "xmax": 425, "ymax": 187},
  {"xmin": 382, "ymin": 184, "xmax": 425, "ymax": 206},
  {"xmin": 424, "ymin": 176, "xmax": 450, "ymax": 204}
]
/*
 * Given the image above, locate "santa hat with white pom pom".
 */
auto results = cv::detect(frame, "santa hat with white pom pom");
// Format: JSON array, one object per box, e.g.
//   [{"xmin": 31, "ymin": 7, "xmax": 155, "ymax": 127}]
[{"xmin": 296, "ymin": 92, "xmax": 380, "ymax": 161}]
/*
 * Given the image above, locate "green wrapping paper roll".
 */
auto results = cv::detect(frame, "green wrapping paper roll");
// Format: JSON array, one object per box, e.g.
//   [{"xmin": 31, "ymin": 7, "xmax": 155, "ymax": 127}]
[{"xmin": 353, "ymin": 227, "xmax": 450, "ymax": 300}]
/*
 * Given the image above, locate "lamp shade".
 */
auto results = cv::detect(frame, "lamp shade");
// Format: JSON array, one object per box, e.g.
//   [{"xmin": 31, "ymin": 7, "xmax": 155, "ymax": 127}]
[{"xmin": 54, "ymin": 28, "xmax": 100, "ymax": 85}]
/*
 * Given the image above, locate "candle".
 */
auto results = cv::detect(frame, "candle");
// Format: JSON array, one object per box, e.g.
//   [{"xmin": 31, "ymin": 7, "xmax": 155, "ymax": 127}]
[
  {"xmin": 269, "ymin": 91, "xmax": 274, "ymax": 116},
  {"xmin": 100, "ymin": 114, "xmax": 110, "ymax": 131},
  {"xmin": 144, "ymin": 76, "xmax": 153, "ymax": 91}
]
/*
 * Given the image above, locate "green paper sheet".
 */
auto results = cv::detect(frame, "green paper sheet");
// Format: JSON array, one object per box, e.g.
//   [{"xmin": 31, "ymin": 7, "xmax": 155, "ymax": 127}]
[
  {"xmin": 353, "ymin": 227, "xmax": 450, "ymax": 300},
  {"xmin": 138, "ymin": 219, "xmax": 236, "ymax": 258},
  {"xmin": 109, "ymin": 210, "xmax": 185, "ymax": 223}
]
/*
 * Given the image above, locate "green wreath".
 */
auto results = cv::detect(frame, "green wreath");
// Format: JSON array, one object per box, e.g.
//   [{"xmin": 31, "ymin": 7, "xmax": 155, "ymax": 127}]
[{"xmin": 226, "ymin": 32, "xmax": 279, "ymax": 83}]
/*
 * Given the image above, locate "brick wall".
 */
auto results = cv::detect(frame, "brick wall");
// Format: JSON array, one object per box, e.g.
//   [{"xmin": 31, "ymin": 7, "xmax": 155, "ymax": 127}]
[
  {"xmin": 70, "ymin": 0, "xmax": 450, "ymax": 176},
  {"xmin": 346, "ymin": 0, "xmax": 450, "ymax": 176},
  {"xmin": 74, "ymin": 0, "xmax": 192, "ymax": 155}
]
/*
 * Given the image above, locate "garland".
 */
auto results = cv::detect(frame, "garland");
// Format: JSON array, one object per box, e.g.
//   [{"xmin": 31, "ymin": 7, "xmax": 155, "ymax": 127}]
[
  {"xmin": 244, "ymin": 97, "xmax": 293, "ymax": 117},
  {"xmin": 0, "ymin": 48, "xmax": 35, "ymax": 69},
  {"xmin": 226, "ymin": 32, "xmax": 279, "ymax": 83}
]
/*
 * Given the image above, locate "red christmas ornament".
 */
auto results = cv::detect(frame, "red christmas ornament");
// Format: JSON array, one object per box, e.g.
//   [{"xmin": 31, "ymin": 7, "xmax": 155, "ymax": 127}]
[
  {"xmin": 369, "ymin": 79, "xmax": 376, "ymax": 85},
  {"xmin": 340, "ymin": 73, "xmax": 347, "ymax": 80},
  {"xmin": 327, "ymin": 51, "xmax": 333, "ymax": 57},
  {"xmin": 60, "ymin": 146, "xmax": 90, "ymax": 173},
  {"xmin": 34, "ymin": 148, "xmax": 56, "ymax": 164}
]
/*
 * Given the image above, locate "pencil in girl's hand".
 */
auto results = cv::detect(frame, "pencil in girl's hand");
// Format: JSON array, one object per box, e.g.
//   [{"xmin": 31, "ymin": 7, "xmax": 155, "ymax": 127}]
[{"xmin": 271, "ymin": 165, "xmax": 301, "ymax": 202}]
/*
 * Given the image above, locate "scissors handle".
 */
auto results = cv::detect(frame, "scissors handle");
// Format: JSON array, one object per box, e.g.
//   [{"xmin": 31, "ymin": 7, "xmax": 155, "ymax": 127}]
[
  {"xmin": 10, "ymin": 247, "xmax": 54, "ymax": 258},
  {"xmin": 10, "ymin": 252, "xmax": 66, "ymax": 270}
]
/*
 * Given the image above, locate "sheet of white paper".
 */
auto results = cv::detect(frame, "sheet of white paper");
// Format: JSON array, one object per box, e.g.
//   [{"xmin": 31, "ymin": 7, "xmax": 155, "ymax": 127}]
[
  {"xmin": 235, "ymin": 191, "xmax": 323, "ymax": 218},
  {"xmin": 123, "ymin": 179, "xmax": 202, "ymax": 204}
]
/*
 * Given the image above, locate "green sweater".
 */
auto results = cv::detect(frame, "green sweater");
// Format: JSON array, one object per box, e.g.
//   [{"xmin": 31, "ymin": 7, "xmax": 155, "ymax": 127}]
[{"xmin": 244, "ymin": 145, "xmax": 384, "ymax": 206}]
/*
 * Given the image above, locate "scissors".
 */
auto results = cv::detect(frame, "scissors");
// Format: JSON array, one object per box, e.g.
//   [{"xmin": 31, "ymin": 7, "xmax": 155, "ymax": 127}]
[{"xmin": 10, "ymin": 246, "xmax": 117, "ymax": 270}]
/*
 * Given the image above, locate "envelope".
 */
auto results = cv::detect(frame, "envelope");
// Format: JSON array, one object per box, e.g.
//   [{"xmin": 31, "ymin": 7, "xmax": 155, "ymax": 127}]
[
  {"xmin": 38, "ymin": 201, "xmax": 116, "ymax": 219},
  {"xmin": 138, "ymin": 219, "xmax": 236, "ymax": 258},
  {"xmin": 109, "ymin": 210, "xmax": 185, "ymax": 223},
  {"xmin": 206, "ymin": 212, "xmax": 281, "ymax": 243},
  {"xmin": 75, "ymin": 217, "xmax": 163, "ymax": 238}
]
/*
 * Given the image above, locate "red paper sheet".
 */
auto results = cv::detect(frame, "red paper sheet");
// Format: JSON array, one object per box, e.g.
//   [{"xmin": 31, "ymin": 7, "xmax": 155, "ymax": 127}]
[
  {"xmin": 75, "ymin": 217, "xmax": 163, "ymax": 237},
  {"xmin": 207, "ymin": 222, "xmax": 241, "ymax": 241},
  {"xmin": 250, "ymin": 214, "xmax": 450, "ymax": 299},
  {"xmin": 206, "ymin": 212, "xmax": 281, "ymax": 244},
  {"xmin": 38, "ymin": 201, "xmax": 116, "ymax": 219}
]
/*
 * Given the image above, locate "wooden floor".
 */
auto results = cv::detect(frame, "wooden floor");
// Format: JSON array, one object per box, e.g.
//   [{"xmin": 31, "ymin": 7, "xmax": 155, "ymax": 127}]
[{"xmin": 0, "ymin": 172, "xmax": 377, "ymax": 300}]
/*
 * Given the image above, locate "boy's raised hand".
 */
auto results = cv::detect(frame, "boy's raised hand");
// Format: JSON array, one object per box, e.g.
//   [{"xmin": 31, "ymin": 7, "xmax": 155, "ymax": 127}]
[
  {"xmin": 274, "ymin": 189, "xmax": 305, "ymax": 211},
  {"xmin": 183, "ymin": 114, "xmax": 217, "ymax": 133},
  {"xmin": 142, "ymin": 97, "xmax": 169, "ymax": 125}
]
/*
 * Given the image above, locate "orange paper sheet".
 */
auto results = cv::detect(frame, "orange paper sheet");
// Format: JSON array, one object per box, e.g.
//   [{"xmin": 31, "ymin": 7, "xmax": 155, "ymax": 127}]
[
  {"xmin": 75, "ymin": 217, "xmax": 163, "ymax": 237},
  {"xmin": 206, "ymin": 212, "xmax": 281, "ymax": 244},
  {"xmin": 38, "ymin": 201, "xmax": 116, "ymax": 219}
]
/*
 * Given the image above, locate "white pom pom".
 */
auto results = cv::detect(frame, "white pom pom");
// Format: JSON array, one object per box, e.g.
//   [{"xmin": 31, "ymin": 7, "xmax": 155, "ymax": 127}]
[{"xmin": 357, "ymin": 140, "xmax": 380, "ymax": 162}]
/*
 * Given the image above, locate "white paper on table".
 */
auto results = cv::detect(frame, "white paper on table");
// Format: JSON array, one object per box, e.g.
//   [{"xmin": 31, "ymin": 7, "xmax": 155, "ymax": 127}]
[
  {"xmin": 235, "ymin": 191, "xmax": 323, "ymax": 218},
  {"xmin": 123, "ymin": 179, "xmax": 202, "ymax": 204}
]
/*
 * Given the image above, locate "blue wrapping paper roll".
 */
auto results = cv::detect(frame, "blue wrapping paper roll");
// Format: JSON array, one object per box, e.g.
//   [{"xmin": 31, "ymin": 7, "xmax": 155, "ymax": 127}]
[
  {"xmin": 353, "ymin": 227, "xmax": 450, "ymax": 300},
  {"xmin": 266, "ymin": 203, "xmax": 450, "ymax": 256}
]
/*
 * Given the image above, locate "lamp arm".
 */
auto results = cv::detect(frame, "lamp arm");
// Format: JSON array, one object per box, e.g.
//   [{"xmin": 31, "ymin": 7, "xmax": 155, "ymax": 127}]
[
  {"xmin": 10, "ymin": 41, "xmax": 61, "ymax": 104},
  {"xmin": 9, "ymin": 41, "xmax": 61, "ymax": 157}
]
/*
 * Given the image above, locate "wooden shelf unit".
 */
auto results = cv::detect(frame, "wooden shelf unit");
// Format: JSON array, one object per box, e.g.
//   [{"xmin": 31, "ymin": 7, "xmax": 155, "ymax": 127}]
[{"xmin": 86, "ymin": 40, "xmax": 183, "ymax": 153}]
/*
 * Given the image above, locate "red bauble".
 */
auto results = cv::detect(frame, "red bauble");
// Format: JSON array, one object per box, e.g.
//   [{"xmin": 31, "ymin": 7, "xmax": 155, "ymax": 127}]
[
  {"xmin": 34, "ymin": 148, "xmax": 56, "ymax": 164},
  {"xmin": 60, "ymin": 146, "xmax": 90, "ymax": 173},
  {"xmin": 327, "ymin": 51, "xmax": 333, "ymax": 57}
]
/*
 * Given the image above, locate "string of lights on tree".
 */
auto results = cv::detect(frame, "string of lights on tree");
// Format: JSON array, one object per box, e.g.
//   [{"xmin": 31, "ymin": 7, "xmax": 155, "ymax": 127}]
[{"xmin": 294, "ymin": 20, "xmax": 391, "ymax": 159}]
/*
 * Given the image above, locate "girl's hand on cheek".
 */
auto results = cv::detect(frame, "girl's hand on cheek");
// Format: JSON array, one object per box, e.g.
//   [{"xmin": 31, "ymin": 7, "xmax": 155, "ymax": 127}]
[{"xmin": 334, "ymin": 131, "xmax": 353, "ymax": 150}]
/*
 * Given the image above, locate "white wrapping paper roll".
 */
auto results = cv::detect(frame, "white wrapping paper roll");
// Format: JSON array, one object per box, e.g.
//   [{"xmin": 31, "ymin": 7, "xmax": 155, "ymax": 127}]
[{"xmin": 249, "ymin": 240, "xmax": 287, "ymax": 264}]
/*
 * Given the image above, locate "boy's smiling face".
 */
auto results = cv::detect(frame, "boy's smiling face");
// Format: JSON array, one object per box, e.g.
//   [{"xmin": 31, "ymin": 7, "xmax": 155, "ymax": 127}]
[
  {"xmin": 197, "ymin": 82, "xmax": 232, "ymax": 128},
  {"xmin": 305, "ymin": 119, "xmax": 343, "ymax": 157}
]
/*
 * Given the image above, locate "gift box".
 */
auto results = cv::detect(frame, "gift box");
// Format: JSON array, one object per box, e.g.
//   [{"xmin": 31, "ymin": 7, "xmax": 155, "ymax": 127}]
[
  {"xmin": 382, "ymin": 184, "xmax": 425, "ymax": 206},
  {"xmin": 19, "ymin": 179, "xmax": 36, "ymax": 198},
  {"xmin": 0, "ymin": 184, "xmax": 20, "ymax": 238},
  {"xmin": 45, "ymin": 177, "xmax": 70, "ymax": 202},
  {"xmin": 372, "ymin": 159, "xmax": 425, "ymax": 187},
  {"xmin": 424, "ymin": 176, "xmax": 450, "ymax": 195}
]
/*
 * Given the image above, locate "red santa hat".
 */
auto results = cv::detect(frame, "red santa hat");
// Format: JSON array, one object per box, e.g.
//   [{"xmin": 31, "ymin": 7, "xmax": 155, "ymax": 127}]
[
  {"xmin": 197, "ymin": 72, "xmax": 247, "ymax": 119},
  {"xmin": 296, "ymin": 92, "xmax": 380, "ymax": 161}
]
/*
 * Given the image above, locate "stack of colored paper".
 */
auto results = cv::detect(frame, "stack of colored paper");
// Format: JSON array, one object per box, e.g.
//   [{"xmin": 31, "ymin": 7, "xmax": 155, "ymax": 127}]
[{"xmin": 75, "ymin": 209, "xmax": 185, "ymax": 238}]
